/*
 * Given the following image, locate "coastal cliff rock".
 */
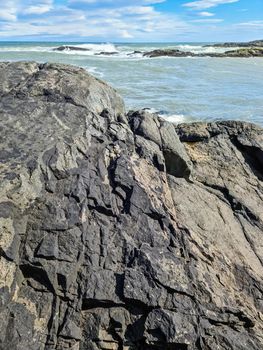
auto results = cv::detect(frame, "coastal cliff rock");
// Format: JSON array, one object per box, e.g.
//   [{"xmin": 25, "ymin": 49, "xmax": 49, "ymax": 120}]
[{"xmin": 0, "ymin": 62, "xmax": 263, "ymax": 350}]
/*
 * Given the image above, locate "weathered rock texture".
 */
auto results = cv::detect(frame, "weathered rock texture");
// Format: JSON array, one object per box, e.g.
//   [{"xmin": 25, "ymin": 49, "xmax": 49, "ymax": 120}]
[{"xmin": 0, "ymin": 62, "xmax": 263, "ymax": 350}]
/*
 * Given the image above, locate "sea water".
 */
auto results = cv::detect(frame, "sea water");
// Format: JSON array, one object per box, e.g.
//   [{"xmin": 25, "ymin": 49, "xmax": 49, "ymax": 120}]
[{"xmin": 0, "ymin": 41, "xmax": 262, "ymax": 126}]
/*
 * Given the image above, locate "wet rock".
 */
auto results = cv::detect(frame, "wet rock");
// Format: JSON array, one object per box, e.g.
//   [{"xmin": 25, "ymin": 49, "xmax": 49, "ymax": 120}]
[
  {"xmin": 221, "ymin": 48, "xmax": 263, "ymax": 57},
  {"xmin": 143, "ymin": 49, "xmax": 195, "ymax": 57},
  {"xmin": 53, "ymin": 45, "xmax": 91, "ymax": 51},
  {"xmin": 143, "ymin": 47, "xmax": 263, "ymax": 58},
  {"xmin": 127, "ymin": 51, "xmax": 143, "ymax": 56},
  {"xmin": 95, "ymin": 52, "xmax": 119, "ymax": 56},
  {"xmin": 0, "ymin": 62, "xmax": 262, "ymax": 350}
]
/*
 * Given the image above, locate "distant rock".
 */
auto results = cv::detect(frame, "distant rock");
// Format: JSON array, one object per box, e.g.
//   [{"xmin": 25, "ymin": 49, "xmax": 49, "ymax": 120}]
[
  {"xmin": 205, "ymin": 39, "xmax": 263, "ymax": 48},
  {"xmin": 223, "ymin": 47, "xmax": 263, "ymax": 57},
  {"xmin": 53, "ymin": 45, "xmax": 90, "ymax": 51},
  {"xmin": 143, "ymin": 49, "xmax": 195, "ymax": 57},
  {"xmin": 95, "ymin": 51, "xmax": 119, "ymax": 55},
  {"xmin": 143, "ymin": 47, "xmax": 263, "ymax": 58},
  {"xmin": 0, "ymin": 62, "xmax": 263, "ymax": 350},
  {"xmin": 128, "ymin": 50, "xmax": 143, "ymax": 56}
]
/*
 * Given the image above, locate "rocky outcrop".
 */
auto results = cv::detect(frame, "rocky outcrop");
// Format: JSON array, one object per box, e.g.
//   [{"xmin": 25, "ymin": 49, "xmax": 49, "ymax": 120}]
[
  {"xmin": 143, "ymin": 49, "xmax": 195, "ymax": 58},
  {"xmin": 143, "ymin": 48, "xmax": 263, "ymax": 58},
  {"xmin": 53, "ymin": 46, "xmax": 119, "ymax": 55},
  {"xmin": 205, "ymin": 39, "xmax": 263, "ymax": 48},
  {"xmin": 0, "ymin": 62, "xmax": 263, "ymax": 350},
  {"xmin": 220, "ymin": 47, "xmax": 263, "ymax": 57},
  {"xmin": 53, "ymin": 46, "xmax": 91, "ymax": 52},
  {"xmin": 95, "ymin": 52, "xmax": 119, "ymax": 56},
  {"xmin": 53, "ymin": 45, "xmax": 263, "ymax": 58}
]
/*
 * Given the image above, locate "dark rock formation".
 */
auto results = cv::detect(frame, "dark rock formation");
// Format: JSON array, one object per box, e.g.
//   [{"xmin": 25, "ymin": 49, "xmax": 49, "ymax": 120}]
[
  {"xmin": 143, "ymin": 49, "xmax": 195, "ymax": 58},
  {"xmin": 0, "ymin": 62, "xmax": 263, "ymax": 350},
  {"xmin": 143, "ymin": 48, "xmax": 263, "ymax": 58},
  {"xmin": 53, "ymin": 45, "xmax": 263, "ymax": 58},
  {"xmin": 95, "ymin": 52, "xmax": 119, "ymax": 56},
  {"xmin": 53, "ymin": 46, "xmax": 91, "ymax": 52},
  {"xmin": 221, "ymin": 48, "xmax": 263, "ymax": 57},
  {"xmin": 127, "ymin": 51, "xmax": 143, "ymax": 57},
  {"xmin": 204, "ymin": 39, "xmax": 263, "ymax": 48},
  {"xmin": 53, "ymin": 47, "xmax": 119, "ymax": 55}
]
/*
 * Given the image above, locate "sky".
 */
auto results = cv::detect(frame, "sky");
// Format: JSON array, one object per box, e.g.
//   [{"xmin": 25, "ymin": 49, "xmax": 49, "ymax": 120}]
[{"xmin": 0, "ymin": 0, "xmax": 263, "ymax": 42}]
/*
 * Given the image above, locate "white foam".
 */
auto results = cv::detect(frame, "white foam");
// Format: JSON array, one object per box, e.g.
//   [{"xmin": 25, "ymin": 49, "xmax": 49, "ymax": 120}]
[
  {"xmin": 55, "ymin": 43, "xmax": 120, "ymax": 56},
  {"xmin": 86, "ymin": 66, "xmax": 104, "ymax": 78},
  {"xmin": 174, "ymin": 44, "xmax": 234, "ymax": 54},
  {"xmin": 161, "ymin": 114, "xmax": 186, "ymax": 124},
  {"xmin": 176, "ymin": 44, "xmax": 203, "ymax": 51},
  {"xmin": 141, "ymin": 107, "xmax": 159, "ymax": 115},
  {"xmin": 74, "ymin": 43, "xmax": 117, "ymax": 52},
  {"xmin": 0, "ymin": 43, "xmax": 242, "ymax": 59},
  {"xmin": 0, "ymin": 45, "xmax": 51, "ymax": 52},
  {"xmin": 0, "ymin": 43, "xmax": 121, "ymax": 56},
  {"xmin": 141, "ymin": 108, "xmax": 186, "ymax": 124}
]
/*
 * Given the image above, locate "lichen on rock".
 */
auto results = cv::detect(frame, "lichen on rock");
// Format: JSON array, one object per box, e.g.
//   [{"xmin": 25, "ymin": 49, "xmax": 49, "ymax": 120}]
[{"xmin": 0, "ymin": 62, "xmax": 262, "ymax": 350}]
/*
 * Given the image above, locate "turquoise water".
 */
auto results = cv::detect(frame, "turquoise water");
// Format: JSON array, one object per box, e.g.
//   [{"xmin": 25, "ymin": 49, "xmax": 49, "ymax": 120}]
[{"xmin": 0, "ymin": 41, "xmax": 262, "ymax": 126}]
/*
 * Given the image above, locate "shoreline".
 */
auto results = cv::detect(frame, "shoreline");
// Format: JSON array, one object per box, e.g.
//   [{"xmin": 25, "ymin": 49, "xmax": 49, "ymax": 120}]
[
  {"xmin": 0, "ymin": 49, "xmax": 262, "ymax": 126},
  {"xmin": 51, "ymin": 39, "xmax": 263, "ymax": 58}
]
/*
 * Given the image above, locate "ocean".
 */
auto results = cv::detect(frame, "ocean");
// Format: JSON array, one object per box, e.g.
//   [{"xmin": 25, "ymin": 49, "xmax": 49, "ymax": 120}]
[{"xmin": 0, "ymin": 41, "xmax": 262, "ymax": 126}]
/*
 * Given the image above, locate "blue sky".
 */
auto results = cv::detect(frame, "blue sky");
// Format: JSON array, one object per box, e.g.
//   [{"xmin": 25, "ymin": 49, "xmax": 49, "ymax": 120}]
[{"xmin": 0, "ymin": 0, "xmax": 262, "ymax": 41}]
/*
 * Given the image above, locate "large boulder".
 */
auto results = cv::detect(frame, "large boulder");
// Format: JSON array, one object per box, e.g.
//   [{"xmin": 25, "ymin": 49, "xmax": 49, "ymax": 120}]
[{"xmin": 0, "ymin": 62, "xmax": 262, "ymax": 350}]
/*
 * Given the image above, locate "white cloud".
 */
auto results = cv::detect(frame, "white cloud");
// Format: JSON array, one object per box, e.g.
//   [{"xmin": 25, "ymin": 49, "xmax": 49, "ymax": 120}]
[
  {"xmin": 23, "ymin": 0, "xmax": 53, "ymax": 14},
  {"xmin": 24, "ymin": 5, "xmax": 52, "ymax": 15},
  {"xmin": 199, "ymin": 11, "xmax": 215, "ymax": 16},
  {"xmin": 0, "ymin": 2, "xmax": 194, "ymax": 40},
  {"xmin": 236, "ymin": 21, "xmax": 263, "ymax": 29},
  {"xmin": 124, "ymin": 6, "xmax": 156, "ymax": 15},
  {"xmin": 69, "ymin": 0, "xmax": 166, "ymax": 3},
  {"xmin": 0, "ymin": 0, "xmax": 260, "ymax": 41},
  {"xmin": 191, "ymin": 18, "xmax": 223, "ymax": 23},
  {"xmin": 0, "ymin": 1, "xmax": 17, "ymax": 21},
  {"xmin": 183, "ymin": 0, "xmax": 239, "ymax": 10},
  {"xmin": 121, "ymin": 30, "xmax": 134, "ymax": 38}
]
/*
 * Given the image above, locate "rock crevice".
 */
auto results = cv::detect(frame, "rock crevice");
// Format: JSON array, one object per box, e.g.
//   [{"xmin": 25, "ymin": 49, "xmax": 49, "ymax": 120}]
[{"xmin": 0, "ymin": 62, "xmax": 262, "ymax": 350}]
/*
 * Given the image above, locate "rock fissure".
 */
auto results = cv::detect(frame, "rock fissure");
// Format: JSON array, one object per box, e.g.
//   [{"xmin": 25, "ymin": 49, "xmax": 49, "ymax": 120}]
[{"xmin": 0, "ymin": 62, "xmax": 262, "ymax": 350}]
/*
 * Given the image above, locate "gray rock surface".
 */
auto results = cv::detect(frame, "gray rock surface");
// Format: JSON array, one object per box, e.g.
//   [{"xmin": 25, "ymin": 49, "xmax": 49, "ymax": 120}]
[{"xmin": 0, "ymin": 62, "xmax": 263, "ymax": 350}]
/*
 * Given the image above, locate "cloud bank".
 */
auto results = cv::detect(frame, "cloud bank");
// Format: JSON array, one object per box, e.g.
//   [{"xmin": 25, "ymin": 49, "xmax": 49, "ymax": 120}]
[{"xmin": 0, "ymin": 0, "xmax": 261, "ymax": 41}]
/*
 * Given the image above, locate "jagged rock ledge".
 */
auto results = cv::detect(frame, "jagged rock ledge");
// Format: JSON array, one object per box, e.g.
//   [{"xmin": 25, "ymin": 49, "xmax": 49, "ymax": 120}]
[{"xmin": 0, "ymin": 62, "xmax": 263, "ymax": 350}]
